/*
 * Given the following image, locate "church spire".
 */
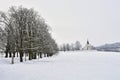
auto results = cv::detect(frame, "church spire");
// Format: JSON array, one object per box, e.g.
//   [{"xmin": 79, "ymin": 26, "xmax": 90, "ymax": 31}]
[
  {"xmin": 83, "ymin": 39, "xmax": 94, "ymax": 50},
  {"xmin": 87, "ymin": 39, "xmax": 89, "ymax": 44}
]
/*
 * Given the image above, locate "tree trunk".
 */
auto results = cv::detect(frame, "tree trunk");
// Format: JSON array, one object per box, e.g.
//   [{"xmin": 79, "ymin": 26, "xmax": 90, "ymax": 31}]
[
  {"xmin": 13, "ymin": 52, "xmax": 15, "ymax": 57},
  {"xmin": 44, "ymin": 53, "xmax": 47, "ymax": 57},
  {"xmin": 40, "ymin": 53, "xmax": 42, "ymax": 58},
  {"xmin": 11, "ymin": 53, "xmax": 14, "ymax": 64},
  {"xmin": 32, "ymin": 53, "xmax": 36, "ymax": 59},
  {"xmin": 16, "ymin": 52, "xmax": 19, "ymax": 57},
  {"xmin": 25, "ymin": 53, "xmax": 26, "ymax": 61},
  {"xmin": 29, "ymin": 50, "xmax": 33, "ymax": 60},
  {"xmin": 19, "ymin": 51, "xmax": 23, "ymax": 62},
  {"xmin": 47, "ymin": 53, "xmax": 49, "ymax": 57},
  {"xmin": 5, "ymin": 51, "xmax": 8, "ymax": 58},
  {"xmin": 9, "ymin": 52, "xmax": 12, "ymax": 57}
]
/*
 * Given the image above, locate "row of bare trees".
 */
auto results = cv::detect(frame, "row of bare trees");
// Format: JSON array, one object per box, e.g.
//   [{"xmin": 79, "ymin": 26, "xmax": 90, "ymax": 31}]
[
  {"xmin": 0, "ymin": 6, "xmax": 58, "ymax": 63},
  {"xmin": 59, "ymin": 41, "xmax": 82, "ymax": 51}
]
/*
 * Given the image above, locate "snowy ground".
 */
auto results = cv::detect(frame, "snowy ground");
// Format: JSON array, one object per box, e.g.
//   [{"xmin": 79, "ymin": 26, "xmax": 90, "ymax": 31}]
[{"xmin": 0, "ymin": 51, "xmax": 120, "ymax": 80}]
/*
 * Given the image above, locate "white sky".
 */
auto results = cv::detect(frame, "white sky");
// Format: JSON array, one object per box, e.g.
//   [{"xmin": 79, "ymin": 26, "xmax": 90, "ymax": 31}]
[{"xmin": 0, "ymin": 0, "xmax": 120, "ymax": 46}]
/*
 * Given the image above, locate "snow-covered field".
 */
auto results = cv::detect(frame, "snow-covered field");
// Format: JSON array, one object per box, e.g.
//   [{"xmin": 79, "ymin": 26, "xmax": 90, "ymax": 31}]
[{"xmin": 0, "ymin": 51, "xmax": 120, "ymax": 80}]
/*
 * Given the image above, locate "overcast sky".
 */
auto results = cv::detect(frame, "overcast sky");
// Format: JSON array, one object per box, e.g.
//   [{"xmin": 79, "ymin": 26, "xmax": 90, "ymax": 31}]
[{"xmin": 0, "ymin": 0, "xmax": 120, "ymax": 46}]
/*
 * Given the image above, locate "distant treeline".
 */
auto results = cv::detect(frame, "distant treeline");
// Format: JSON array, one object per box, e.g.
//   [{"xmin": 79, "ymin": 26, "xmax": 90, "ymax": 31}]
[{"xmin": 59, "ymin": 41, "xmax": 82, "ymax": 51}]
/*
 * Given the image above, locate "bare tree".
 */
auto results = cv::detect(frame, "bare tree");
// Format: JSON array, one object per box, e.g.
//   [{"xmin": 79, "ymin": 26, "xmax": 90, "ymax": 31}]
[{"xmin": 0, "ymin": 6, "xmax": 58, "ymax": 63}]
